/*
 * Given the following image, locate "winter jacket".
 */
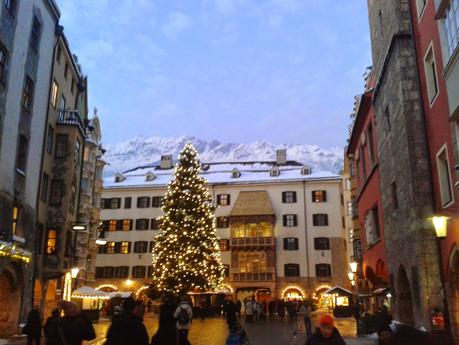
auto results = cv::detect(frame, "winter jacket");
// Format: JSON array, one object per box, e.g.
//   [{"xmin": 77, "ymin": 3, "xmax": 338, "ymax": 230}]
[
  {"xmin": 151, "ymin": 302, "xmax": 177, "ymax": 345},
  {"xmin": 26, "ymin": 309, "xmax": 42, "ymax": 337},
  {"xmin": 58, "ymin": 313, "xmax": 96, "ymax": 345},
  {"xmin": 305, "ymin": 328, "xmax": 346, "ymax": 345},
  {"xmin": 173, "ymin": 302, "xmax": 193, "ymax": 330},
  {"xmin": 105, "ymin": 312, "xmax": 149, "ymax": 345},
  {"xmin": 44, "ymin": 315, "xmax": 62, "ymax": 345}
]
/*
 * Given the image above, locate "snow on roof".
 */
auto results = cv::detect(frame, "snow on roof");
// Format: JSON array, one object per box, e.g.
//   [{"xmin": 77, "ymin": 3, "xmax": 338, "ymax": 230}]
[{"xmin": 104, "ymin": 161, "xmax": 340, "ymax": 189}]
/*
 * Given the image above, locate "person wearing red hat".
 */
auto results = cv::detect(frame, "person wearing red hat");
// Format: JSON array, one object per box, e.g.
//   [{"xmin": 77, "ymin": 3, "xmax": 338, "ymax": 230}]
[{"xmin": 305, "ymin": 314, "xmax": 346, "ymax": 345}]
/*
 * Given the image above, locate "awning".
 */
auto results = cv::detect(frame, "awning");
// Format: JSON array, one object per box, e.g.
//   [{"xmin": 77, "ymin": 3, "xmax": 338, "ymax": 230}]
[
  {"xmin": 72, "ymin": 286, "xmax": 110, "ymax": 300},
  {"xmin": 323, "ymin": 286, "xmax": 354, "ymax": 296},
  {"xmin": 373, "ymin": 287, "xmax": 390, "ymax": 295},
  {"xmin": 108, "ymin": 291, "xmax": 134, "ymax": 299}
]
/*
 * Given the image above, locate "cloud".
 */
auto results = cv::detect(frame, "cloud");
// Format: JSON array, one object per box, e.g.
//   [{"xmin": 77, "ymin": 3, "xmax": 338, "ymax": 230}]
[
  {"xmin": 213, "ymin": 0, "xmax": 246, "ymax": 15},
  {"xmin": 161, "ymin": 12, "xmax": 192, "ymax": 37}
]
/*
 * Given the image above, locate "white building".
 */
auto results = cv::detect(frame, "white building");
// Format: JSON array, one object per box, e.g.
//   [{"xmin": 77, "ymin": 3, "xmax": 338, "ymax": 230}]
[{"xmin": 95, "ymin": 151, "xmax": 349, "ymax": 301}]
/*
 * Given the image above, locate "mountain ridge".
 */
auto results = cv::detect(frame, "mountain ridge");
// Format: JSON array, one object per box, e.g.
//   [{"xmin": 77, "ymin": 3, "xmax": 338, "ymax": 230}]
[{"xmin": 103, "ymin": 136, "xmax": 344, "ymax": 176}]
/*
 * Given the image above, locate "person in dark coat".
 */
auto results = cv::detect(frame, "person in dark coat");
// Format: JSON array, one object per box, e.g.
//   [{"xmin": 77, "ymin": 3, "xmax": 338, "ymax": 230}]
[
  {"xmin": 151, "ymin": 295, "xmax": 178, "ymax": 345},
  {"xmin": 305, "ymin": 314, "xmax": 346, "ymax": 345},
  {"xmin": 225, "ymin": 298, "xmax": 237, "ymax": 329},
  {"xmin": 59, "ymin": 301, "xmax": 96, "ymax": 345},
  {"xmin": 235, "ymin": 300, "xmax": 242, "ymax": 318},
  {"xmin": 377, "ymin": 324, "xmax": 393, "ymax": 345},
  {"xmin": 106, "ymin": 298, "xmax": 149, "ymax": 345},
  {"xmin": 44, "ymin": 308, "xmax": 62, "ymax": 345},
  {"xmin": 26, "ymin": 306, "xmax": 42, "ymax": 345},
  {"xmin": 391, "ymin": 325, "xmax": 432, "ymax": 345}
]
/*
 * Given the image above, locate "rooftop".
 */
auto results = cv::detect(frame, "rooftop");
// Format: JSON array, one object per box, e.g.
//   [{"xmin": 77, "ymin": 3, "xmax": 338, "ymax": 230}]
[{"xmin": 104, "ymin": 160, "xmax": 341, "ymax": 189}]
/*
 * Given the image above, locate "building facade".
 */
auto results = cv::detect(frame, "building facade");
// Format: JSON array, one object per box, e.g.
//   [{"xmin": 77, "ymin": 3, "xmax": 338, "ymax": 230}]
[
  {"xmin": 0, "ymin": 0, "xmax": 60, "ymax": 337},
  {"xmin": 366, "ymin": 0, "xmax": 446, "ymax": 331},
  {"xmin": 346, "ymin": 70, "xmax": 389, "ymax": 313},
  {"xmin": 95, "ymin": 152, "xmax": 349, "ymax": 303}
]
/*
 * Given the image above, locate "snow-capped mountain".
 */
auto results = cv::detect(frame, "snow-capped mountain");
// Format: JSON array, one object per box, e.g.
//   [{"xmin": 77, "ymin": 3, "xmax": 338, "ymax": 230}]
[{"xmin": 103, "ymin": 136, "xmax": 344, "ymax": 176}]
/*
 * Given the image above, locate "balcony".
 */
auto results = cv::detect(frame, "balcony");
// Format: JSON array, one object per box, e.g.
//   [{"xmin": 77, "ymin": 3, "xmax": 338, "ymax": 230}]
[
  {"xmin": 230, "ymin": 237, "xmax": 275, "ymax": 248},
  {"xmin": 231, "ymin": 269, "xmax": 276, "ymax": 282},
  {"xmin": 57, "ymin": 110, "xmax": 85, "ymax": 135}
]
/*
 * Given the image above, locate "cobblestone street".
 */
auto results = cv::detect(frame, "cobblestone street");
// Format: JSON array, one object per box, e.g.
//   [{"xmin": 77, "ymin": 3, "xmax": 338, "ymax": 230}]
[{"xmin": 0, "ymin": 311, "xmax": 377, "ymax": 345}]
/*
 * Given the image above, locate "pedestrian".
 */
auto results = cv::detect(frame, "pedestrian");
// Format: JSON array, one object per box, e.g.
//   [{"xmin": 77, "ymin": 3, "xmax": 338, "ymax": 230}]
[
  {"xmin": 235, "ymin": 300, "xmax": 242, "ymax": 318},
  {"xmin": 245, "ymin": 299, "xmax": 253, "ymax": 323},
  {"xmin": 106, "ymin": 298, "xmax": 149, "ymax": 345},
  {"xmin": 173, "ymin": 295, "xmax": 193, "ymax": 345},
  {"xmin": 353, "ymin": 299, "xmax": 362, "ymax": 336},
  {"xmin": 225, "ymin": 323, "xmax": 249, "ymax": 345},
  {"xmin": 305, "ymin": 314, "xmax": 346, "ymax": 345},
  {"xmin": 377, "ymin": 324, "xmax": 394, "ymax": 345},
  {"xmin": 59, "ymin": 301, "xmax": 96, "ymax": 345},
  {"xmin": 299, "ymin": 302, "xmax": 313, "ymax": 337},
  {"xmin": 199, "ymin": 298, "xmax": 206, "ymax": 320},
  {"xmin": 391, "ymin": 325, "xmax": 432, "ymax": 345},
  {"xmin": 224, "ymin": 297, "xmax": 237, "ymax": 329},
  {"xmin": 25, "ymin": 306, "xmax": 42, "ymax": 345},
  {"xmin": 151, "ymin": 295, "xmax": 177, "ymax": 345},
  {"xmin": 43, "ymin": 308, "xmax": 62, "ymax": 345},
  {"xmin": 147, "ymin": 300, "xmax": 152, "ymax": 313},
  {"xmin": 268, "ymin": 300, "xmax": 275, "ymax": 320},
  {"xmin": 261, "ymin": 301, "xmax": 267, "ymax": 322}
]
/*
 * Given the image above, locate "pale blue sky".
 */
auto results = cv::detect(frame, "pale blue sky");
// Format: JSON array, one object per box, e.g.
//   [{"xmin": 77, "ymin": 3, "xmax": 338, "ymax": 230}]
[{"xmin": 59, "ymin": 0, "xmax": 372, "ymax": 148}]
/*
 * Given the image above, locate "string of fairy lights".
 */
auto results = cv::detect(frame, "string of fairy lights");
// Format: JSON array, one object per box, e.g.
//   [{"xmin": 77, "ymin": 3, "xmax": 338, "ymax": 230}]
[{"xmin": 151, "ymin": 142, "xmax": 225, "ymax": 294}]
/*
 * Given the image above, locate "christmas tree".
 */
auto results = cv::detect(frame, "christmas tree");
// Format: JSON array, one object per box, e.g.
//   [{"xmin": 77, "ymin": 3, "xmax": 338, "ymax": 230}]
[{"xmin": 151, "ymin": 142, "xmax": 225, "ymax": 294}]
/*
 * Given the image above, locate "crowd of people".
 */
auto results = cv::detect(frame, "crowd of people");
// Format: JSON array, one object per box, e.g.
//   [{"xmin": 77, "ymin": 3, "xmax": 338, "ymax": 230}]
[{"xmin": 23, "ymin": 295, "xmax": 440, "ymax": 345}]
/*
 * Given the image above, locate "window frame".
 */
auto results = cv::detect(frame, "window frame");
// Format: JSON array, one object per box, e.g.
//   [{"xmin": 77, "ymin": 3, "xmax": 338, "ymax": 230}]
[
  {"xmin": 22, "ymin": 76, "xmax": 34, "ymax": 112},
  {"xmin": 219, "ymin": 239, "xmax": 230, "ymax": 251},
  {"xmin": 0, "ymin": 43, "xmax": 8, "ymax": 85},
  {"xmin": 137, "ymin": 196, "xmax": 150, "ymax": 208},
  {"xmin": 315, "ymin": 263, "xmax": 332, "ymax": 277},
  {"xmin": 216, "ymin": 216, "xmax": 229, "ymax": 228},
  {"xmin": 45, "ymin": 229, "xmax": 57, "ymax": 255},
  {"xmin": 41, "ymin": 172, "xmax": 49, "ymax": 202},
  {"xmin": 132, "ymin": 265, "xmax": 146, "ymax": 279},
  {"xmin": 283, "ymin": 237, "xmax": 299, "ymax": 250},
  {"xmin": 152, "ymin": 196, "xmax": 163, "ymax": 208},
  {"xmin": 282, "ymin": 191, "xmax": 297, "ymax": 203},
  {"xmin": 49, "ymin": 180, "xmax": 64, "ymax": 205},
  {"xmin": 124, "ymin": 197, "xmax": 132, "ymax": 209},
  {"xmin": 314, "ymin": 237, "xmax": 330, "ymax": 250},
  {"xmin": 436, "ymin": 145, "xmax": 454, "ymax": 207},
  {"xmin": 136, "ymin": 218, "xmax": 150, "ymax": 231},
  {"xmin": 30, "ymin": 16, "xmax": 41, "ymax": 51},
  {"xmin": 312, "ymin": 214, "xmax": 329, "ymax": 226},
  {"xmin": 217, "ymin": 194, "xmax": 231, "ymax": 206},
  {"xmin": 55, "ymin": 134, "xmax": 68, "ymax": 158},
  {"xmin": 283, "ymin": 214, "xmax": 298, "ymax": 227},
  {"xmin": 16, "ymin": 134, "xmax": 28, "ymax": 173},
  {"xmin": 284, "ymin": 263, "xmax": 300, "ymax": 277},
  {"xmin": 423, "ymin": 43, "xmax": 439, "ymax": 105},
  {"xmin": 311, "ymin": 190, "xmax": 327, "ymax": 203}
]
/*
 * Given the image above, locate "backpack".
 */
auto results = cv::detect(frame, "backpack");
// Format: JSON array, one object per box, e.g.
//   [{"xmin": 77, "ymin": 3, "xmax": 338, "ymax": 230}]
[{"xmin": 177, "ymin": 306, "xmax": 190, "ymax": 325}]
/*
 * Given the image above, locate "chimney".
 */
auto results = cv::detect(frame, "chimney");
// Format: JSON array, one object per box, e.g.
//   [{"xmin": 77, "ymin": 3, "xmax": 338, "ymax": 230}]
[
  {"xmin": 160, "ymin": 154, "xmax": 173, "ymax": 169},
  {"xmin": 276, "ymin": 149, "xmax": 287, "ymax": 165}
]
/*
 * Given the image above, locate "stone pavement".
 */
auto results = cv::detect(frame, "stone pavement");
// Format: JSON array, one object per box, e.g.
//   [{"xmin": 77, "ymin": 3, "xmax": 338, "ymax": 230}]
[{"xmin": 0, "ymin": 311, "xmax": 377, "ymax": 345}]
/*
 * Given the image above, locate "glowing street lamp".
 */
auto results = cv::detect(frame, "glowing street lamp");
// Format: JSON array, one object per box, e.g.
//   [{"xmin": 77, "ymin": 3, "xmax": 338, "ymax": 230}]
[
  {"xmin": 350, "ymin": 261, "xmax": 358, "ymax": 274},
  {"xmin": 432, "ymin": 216, "xmax": 449, "ymax": 238},
  {"xmin": 348, "ymin": 272, "xmax": 355, "ymax": 281},
  {"xmin": 70, "ymin": 267, "xmax": 80, "ymax": 278}
]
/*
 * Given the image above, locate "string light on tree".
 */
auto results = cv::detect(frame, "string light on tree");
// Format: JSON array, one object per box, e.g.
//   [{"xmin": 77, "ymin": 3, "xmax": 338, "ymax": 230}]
[{"xmin": 151, "ymin": 142, "xmax": 225, "ymax": 295}]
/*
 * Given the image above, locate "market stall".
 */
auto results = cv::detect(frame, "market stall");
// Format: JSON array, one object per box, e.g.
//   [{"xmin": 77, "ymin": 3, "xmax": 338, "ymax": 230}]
[
  {"xmin": 323, "ymin": 286, "xmax": 354, "ymax": 318},
  {"xmin": 71, "ymin": 286, "xmax": 110, "ymax": 322}
]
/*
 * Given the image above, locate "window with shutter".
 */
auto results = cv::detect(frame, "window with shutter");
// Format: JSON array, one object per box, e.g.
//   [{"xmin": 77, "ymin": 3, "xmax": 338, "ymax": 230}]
[
  {"xmin": 284, "ymin": 264, "xmax": 300, "ymax": 277},
  {"xmin": 137, "ymin": 197, "xmax": 150, "ymax": 208},
  {"xmin": 282, "ymin": 191, "xmax": 297, "ymax": 203},
  {"xmin": 283, "ymin": 238, "xmax": 298, "ymax": 250},
  {"xmin": 313, "ymin": 214, "xmax": 328, "ymax": 226},
  {"xmin": 315, "ymin": 264, "xmax": 332, "ymax": 277},
  {"xmin": 312, "ymin": 190, "xmax": 327, "ymax": 202},
  {"xmin": 115, "ymin": 266, "xmax": 129, "ymax": 279},
  {"xmin": 217, "ymin": 217, "xmax": 229, "ymax": 228},
  {"xmin": 124, "ymin": 197, "xmax": 132, "ymax": 209},
  {"xmin": 314, "ymin": 237, "xmax": 330, "ymax": 250},
  {"xmin": 136, "ymin": 219, "xmax": 149, "ymax": 230},
  {"xmin": 152, "ymin": 197, "xmax": 163, "ymax": 208},
  {"xmin": 217, "ymin": 194, "xmax": 230, "ymax": 206},
  {"xmin": 283, "ymin": 214, "xmax": 297, "ymax": 227}
]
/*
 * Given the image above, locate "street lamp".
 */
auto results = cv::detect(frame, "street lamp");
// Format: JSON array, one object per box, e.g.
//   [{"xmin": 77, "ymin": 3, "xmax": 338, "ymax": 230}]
[
  {"xmin": 430, "ymin": 215, "xmax": 452, "ymax": 343},
  {"xmin": 348, "ymin": 272, "xmax": 355, "ymax": 281},
  {"xmin": 350, "ymin": 261, "xmax": 358, "ymax": 274},
  {"xmin": 70, "ymin": 267, "xmax": 80, "ymax": 279}
]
